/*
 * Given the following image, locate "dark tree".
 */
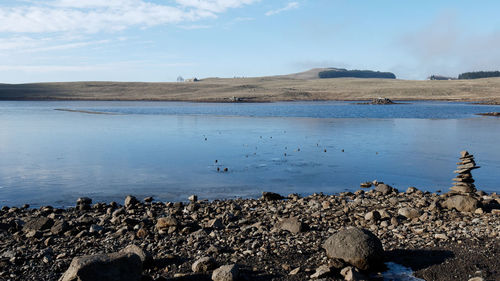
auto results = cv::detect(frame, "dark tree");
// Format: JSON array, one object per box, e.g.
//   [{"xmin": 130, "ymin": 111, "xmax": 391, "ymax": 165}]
[
  {"xmin": 458, "ymin": 71, "xmax": 500, "ymax": 79},
  {"xmin": 319, "ymin": 69, "xmax": 396, "ymax": 79}
]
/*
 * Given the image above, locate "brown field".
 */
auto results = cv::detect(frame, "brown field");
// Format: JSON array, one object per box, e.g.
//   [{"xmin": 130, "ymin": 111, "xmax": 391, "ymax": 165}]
[{"xmin": 1, "ymin": 70, "xmax": 500, "ymax": 103}]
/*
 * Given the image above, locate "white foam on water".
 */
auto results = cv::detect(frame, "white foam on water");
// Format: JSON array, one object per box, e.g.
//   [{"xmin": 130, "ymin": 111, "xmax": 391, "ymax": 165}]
[{"xmin": 381, "ymin": 262, "xmax": 425, "ymax": 281}]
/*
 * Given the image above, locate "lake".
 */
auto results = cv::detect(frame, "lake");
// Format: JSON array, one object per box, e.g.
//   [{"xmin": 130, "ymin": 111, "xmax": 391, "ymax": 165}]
[{"xmin": 1, "ymin": 101, "xmax": 499, "ymax": 207}]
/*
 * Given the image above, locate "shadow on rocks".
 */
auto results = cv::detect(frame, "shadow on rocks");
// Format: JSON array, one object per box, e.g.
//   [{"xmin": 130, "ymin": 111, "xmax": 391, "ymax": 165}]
[{"xmin": 385, "ymin": 249, "xmax": 454, "ymax": 271}]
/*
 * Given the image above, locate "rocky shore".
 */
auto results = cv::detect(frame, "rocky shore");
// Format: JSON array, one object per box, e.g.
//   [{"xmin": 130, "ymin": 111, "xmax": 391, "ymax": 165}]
[{"xmin": 1, "ymin": 182, "xmax": 499, "ymax": 281}]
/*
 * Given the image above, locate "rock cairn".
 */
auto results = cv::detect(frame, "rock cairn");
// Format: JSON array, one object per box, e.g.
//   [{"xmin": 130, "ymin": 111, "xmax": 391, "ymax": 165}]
[{"xmin": 451, "ymin": 150, "xmax": 480, "ymax": 194}]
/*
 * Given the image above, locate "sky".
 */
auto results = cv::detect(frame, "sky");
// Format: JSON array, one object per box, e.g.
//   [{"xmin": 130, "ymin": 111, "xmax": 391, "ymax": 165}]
[{"xmin": 0, "ymin": 0, "xmax": 500, "ymax": 83}]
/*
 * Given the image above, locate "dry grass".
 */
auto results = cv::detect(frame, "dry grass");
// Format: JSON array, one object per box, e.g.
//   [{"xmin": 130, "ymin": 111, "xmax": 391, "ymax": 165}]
[{"xmin": 1, "ymin": 76, "xmax": 500, "ymax": 103}]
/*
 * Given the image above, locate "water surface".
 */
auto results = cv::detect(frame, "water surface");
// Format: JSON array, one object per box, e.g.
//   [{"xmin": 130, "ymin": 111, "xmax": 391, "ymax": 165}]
[{"xmin": 1, "ymin": 101, "xmax": 499, "ymax": 207}]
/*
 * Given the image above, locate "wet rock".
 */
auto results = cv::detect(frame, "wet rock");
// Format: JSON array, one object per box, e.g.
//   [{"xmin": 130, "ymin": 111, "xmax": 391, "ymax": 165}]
[
  {"xmin": 443, "ymin": 195, "xmax": 479, "ymax": 212},
  {"xmin": 360, "ymin": 182, "xmax": 372, "ymax": 188},
  {"xmin": 371, "ymin": 97, "xmax": 394, "ymax": 105},
  {"xmin": 212, "ymin": 264, "xmax": 239, "ymax": 281},
  {"xmin": 322, "ymin": 227, "xmax": 384, "ymax": 271},
  {"xmin": 59, "ymin": 251, "xmax": 142, "ymax": 281},
  {"xmin": 188, "ymin": 195, "xmax": 198, "ymax": 202},
  {"xmin": 261, "ymin": 191, "xmax": 284, "ymax": 201},
  {"xmin": 192, "ymin": 256, "xmax": 217, "ymax": 273},
  {"xmin": 143, "ymin": 197, "xmax": 153, "ymax": 203},
  {"xmin": 277, "ymin": 217, "xmax": 307, "ymax": 233}
]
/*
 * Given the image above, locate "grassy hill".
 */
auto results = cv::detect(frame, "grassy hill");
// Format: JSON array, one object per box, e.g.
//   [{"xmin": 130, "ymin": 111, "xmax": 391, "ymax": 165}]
[{"xmin": 1, "ymin": 69, "xmax": 500, "ymax": 103}]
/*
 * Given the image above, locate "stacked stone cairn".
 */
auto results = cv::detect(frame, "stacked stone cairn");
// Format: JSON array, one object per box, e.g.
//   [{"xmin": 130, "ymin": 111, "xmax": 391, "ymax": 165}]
[{"xmin": 451, "ymin": 150, "xmax": 480, "ymax": 194}]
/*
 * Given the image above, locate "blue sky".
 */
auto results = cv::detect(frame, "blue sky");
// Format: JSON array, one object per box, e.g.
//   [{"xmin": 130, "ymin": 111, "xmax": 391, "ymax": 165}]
[{"xmin": 1, "ymin": 0, "xmax": 500, "ymax": 83}]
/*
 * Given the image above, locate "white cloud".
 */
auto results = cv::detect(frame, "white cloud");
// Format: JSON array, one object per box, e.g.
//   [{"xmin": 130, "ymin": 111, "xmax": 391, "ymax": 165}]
[
  {"xmin": 265, "ymin": 1, "xmax": 299, "ymax": 16},
  {"xmin": 175, "ymin": 0, "xmax": 259, "ymax": 13},
  {"xmin": 0, "ymin": 0, "xmax": 259, "ymax": 33}
]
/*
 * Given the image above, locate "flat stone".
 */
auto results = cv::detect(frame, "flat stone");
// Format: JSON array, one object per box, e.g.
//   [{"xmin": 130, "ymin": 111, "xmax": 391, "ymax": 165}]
[
  {"xmin": 212, "ymin": 264, "xmax": 239, "ymax": 281},
  {"xmin": 277, "ymin": 217, "xmax": 307, "ymax": 233},
  {"xmin": 450, "ymin": 186, "xmax": 476, "ymax": 194},
  {"xmin": 58, "ymin": 251, "xmax": 142, "ymax": 281},
  {"xmin": 310, "ymin": 265, "xmax": 331, "ymax": 279},
  {"xmin": 156, "ymin": 217, "xmax": 179, "ymax": 231},
  {"xmin": 23, "ymin": 217, "xmax": 54, "ymax": 233},
  {"xmin": 397, "ymin": 207, "xmax": 421, "ymax": 219}
]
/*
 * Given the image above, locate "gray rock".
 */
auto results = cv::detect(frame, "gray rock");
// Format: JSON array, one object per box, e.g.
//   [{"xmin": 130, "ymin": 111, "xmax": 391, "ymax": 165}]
[
  {"xmin": 322, "ymin": 227, "xmax": 384, "ymax": 271},
  {"xmin": 397, "ymin": 207, "xmax": 421, "ymax": 219},
  {"xmin": 364, "ymin": 211, "xmax": 381, "ymax": 221},
  {"xmin": 212, "ymin": 264, "xmax": 239, "ymax": 281},
  {"xmin": 277, "ymin": 217, "xmax": 307, "ymax": 233},
  {"xmin": 261, "ymin": 192, "xmax": 284, "ymax": 201},
  {"xmin": 375, "ymin": 184, "xmax": 394, "ymax": 195},
  {"xmin": 207, "ymin": 218, "xmax": 224, "ymax": 230},
  {"xmin": 340, "ymin": 266, "xmax": 368, "ymax": 281},
  {"xmin": 192, "ymin": 256, "xmax": 217, "ymax": 273},
  {"xmin": 124, "ymin": 195, "xmax": 139, "ymax": 209},
  {"xmin": 443, "ymin": 195, "xmax": 479, "ymax": 212},
  {"xmin": 77, "ymin": 197, "xmax": 92, "ymax": 205},
  {"xmin": 121, "ymin": 244, "xmax": 152, "ymax": 266},
  {"xmin": 89, "ymin": 224, "xmax": 103, "ymax": 233},
  {"xmin": 58, "ymin": 251, "xmax": 142, "ymax": 281},
  {"xmin": 23, "ymin": 217, "xmax": 54, "ymax": 233},
  {"xmin": 50, "ymin": 220, "xmax": 70, "ymax": 235}
]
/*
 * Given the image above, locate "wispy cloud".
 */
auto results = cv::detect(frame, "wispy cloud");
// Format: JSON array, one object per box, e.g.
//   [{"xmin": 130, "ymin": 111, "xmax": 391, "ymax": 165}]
[
  {"xmin": 178, "ymin": 24, "xmax": 212, "ymax": 30},
  {"xmin": 265, "ymin": 1, "xmax": 299, "ymax": 16},
  {"xmin": 398, "ymin": 11, "xmax": 500, "ymax": 78},
  {"xmin": 0, "ymin": 0, "xmax": 259, "ymax": 33}
]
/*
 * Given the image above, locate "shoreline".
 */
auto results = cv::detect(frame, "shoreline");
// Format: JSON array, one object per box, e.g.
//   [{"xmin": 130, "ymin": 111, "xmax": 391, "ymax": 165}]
[{"xmin": 1, "ymin": 186, "xmax": 499, "ymax": 281}]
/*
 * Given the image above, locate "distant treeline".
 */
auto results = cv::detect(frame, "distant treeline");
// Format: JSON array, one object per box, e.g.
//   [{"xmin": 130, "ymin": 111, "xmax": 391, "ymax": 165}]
[
  {"xmin": 429, "ymin": 75, "xmax": 456, "ymax": 80},
  {"xmin": 458, "ymin": 71, "xmax": 500, "ymax": 79},
  {"xmin": 319, "ymin": 69, "xmax": 396, "ymax": 79}
]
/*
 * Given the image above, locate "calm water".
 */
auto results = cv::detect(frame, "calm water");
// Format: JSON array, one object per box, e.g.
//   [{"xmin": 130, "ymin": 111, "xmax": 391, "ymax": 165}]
[{"xmin": 1, "ymin": 101, "xmax": 499, "ymax": 207}]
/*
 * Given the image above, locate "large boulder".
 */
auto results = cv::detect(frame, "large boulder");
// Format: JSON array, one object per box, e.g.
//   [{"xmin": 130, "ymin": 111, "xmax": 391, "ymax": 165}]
[
  {"xmin": 59, "ymin": 251, "xmax": 142, "ymax": 281},
  {"xmin": 322, "ymin": 227, "xmax": 384, "ymax": 271},
  {"xmin": 443, "ymin": 195, "xmax": 479, "ymax": 212}
]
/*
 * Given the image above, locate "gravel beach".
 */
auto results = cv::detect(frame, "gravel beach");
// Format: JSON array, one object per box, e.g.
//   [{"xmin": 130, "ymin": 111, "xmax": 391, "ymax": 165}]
[{"xmin": 1, "ymin": 184, "xmax": 499, "ymax": 281}]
